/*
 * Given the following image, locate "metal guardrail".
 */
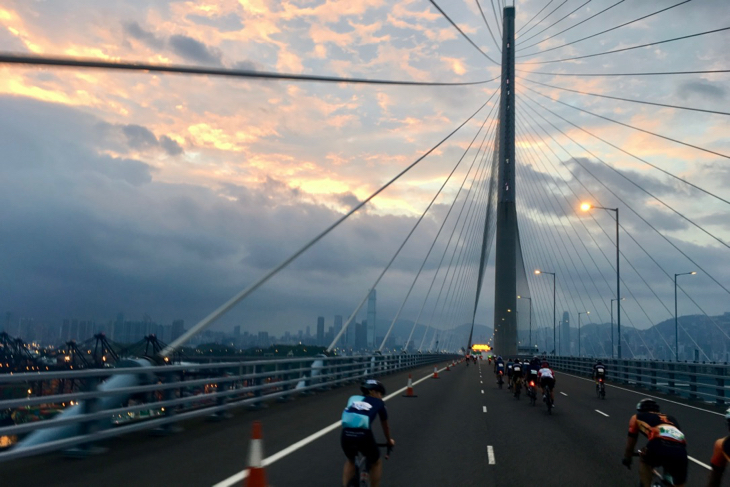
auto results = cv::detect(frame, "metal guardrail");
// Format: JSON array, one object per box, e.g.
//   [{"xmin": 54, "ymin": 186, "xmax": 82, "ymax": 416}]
[
  {"xmin": 0, "ymin": 353, "xmax": 454, "ymax": 461},
  {"xmin": 551, "ymin": 356, "xmax": 730, "ymax": 406}
]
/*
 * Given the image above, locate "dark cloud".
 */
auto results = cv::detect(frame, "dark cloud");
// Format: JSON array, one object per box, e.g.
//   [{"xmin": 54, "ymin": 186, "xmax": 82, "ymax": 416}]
[
  {"xmin": 159, "ymin": 135, "xmax": 184, "ymax": 156},
  {"xmin": 123, "ymin": 22, "xmax": 222, "ymax": 66},
  {"xmin": 123, "ymin": 21, "xmax": 164, "ymax": 49},
  {"xmin": 169, "ymin": 34, "xmax": 222, "ymax": 65},
  {"xmin": 677, "ymin": 80, "xmax": 726, "ymax": 101},
  {"xmin": 122, "ymin": 124, "xmax": 159, "ymax": 150}
]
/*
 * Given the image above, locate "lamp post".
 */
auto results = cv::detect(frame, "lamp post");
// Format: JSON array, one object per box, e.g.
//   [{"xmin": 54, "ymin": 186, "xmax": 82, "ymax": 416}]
[
  {"xmin": 518, "ymin": 295, "xmax": 532, "ymax": 348},
  {"xmin": 582, "ymin": 203, "xmax": 621, "ymax": 358},
  {"xmin": 578, "ymin": 311, "xmax": 590, "ymax": 357},
  {"xmin": 610, "ymin": 298, "xmax": 625, "ymax": 359},
  {"xmin": 674, "ymin": 271, "xmax": 696, "ymax": 361},
  {"xmin": 535, "ymin": 270, "xmax": 556, "ymax": 355}
]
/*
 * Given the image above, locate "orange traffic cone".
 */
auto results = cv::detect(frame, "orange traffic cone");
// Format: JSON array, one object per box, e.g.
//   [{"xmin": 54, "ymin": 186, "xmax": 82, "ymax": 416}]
[
  {"xmin": 402, "ymin": 373, "xmax": 418, "ymax": 397},
  {"xmin": 245, "ymin": 421, "xmax": 267, "ymax": 487},
  {"xmin": 446, "ymin": 362, "xmax": 451, "ymax": 372},
  {"xmin": 433, "ymin": 366, "xmax": 439, "ymax": 379}
]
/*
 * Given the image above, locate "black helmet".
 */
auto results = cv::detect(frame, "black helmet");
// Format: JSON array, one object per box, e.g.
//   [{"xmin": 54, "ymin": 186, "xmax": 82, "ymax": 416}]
[
  {"xmin": 637, "ymin": 398, "xmax": 660, "ymax": 413},
  {"xmin": 360, "ymin": 379, "xmax": 386, "ymax": 396}
]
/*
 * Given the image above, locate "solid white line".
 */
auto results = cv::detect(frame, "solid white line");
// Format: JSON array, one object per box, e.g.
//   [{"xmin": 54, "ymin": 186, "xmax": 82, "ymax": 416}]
[
  {"xmin": 487, "ymin": 445, "xmax": 495, "ymax": 464},
  {"xmin": 212, "ymin": 366, "xmax": 448, "ymax": 487},
  {"xmin": 560, "ymin": 392, "xmax": 568, "ymax": 397},
  {"xmin": 560, "ymin": 371, "xmax": 724, "ymax": 417},
  {"xmin": 483, "ymin": 406, "xmax": 487, "ymax": 413},
  {"xmin": 689, "ymin": 455, "xmax": 712, "ymax": 470},
  {"xmin": 595, "ymin": 409, "xmax": 609, "ymax": 417}
]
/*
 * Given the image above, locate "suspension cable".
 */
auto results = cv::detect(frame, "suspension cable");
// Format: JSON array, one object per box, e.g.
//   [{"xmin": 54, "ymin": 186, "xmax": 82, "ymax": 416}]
[{"xmin": 428, "ymin": 0, "xmax": 500, "ymax": 65}]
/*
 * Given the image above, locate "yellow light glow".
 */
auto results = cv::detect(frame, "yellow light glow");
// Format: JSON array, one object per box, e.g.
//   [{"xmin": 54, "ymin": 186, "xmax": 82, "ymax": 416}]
[
  {"xmin": 580, "ymin": 203, "xmax": 592, "ymax": 211},
  {"xmin": 534, "ymin": 270, "xmax": 541, "ymax": 275},
  {"xmin": 472, "ymin": 344, "xmax": 492, "ymax": 351}
]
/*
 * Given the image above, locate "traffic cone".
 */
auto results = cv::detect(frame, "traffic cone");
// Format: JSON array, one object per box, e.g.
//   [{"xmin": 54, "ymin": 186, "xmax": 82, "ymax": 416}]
[
  {"xmin": 446, "ymin": 362, "xmax": 451, "ymax": 372},
  {"xmin": 433, "ymin": 366, "xmax": 439, "ymax": 379},
  {"xmin": 402, "ymin": 373, "xmax": 418, "ymax": 397},
  {"xmin": 245, "ymin": 421, "xmax": 267, "ymax": 487}
]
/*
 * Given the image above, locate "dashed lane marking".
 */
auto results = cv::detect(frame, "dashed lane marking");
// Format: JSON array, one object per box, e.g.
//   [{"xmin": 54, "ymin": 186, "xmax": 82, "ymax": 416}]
[
  {"xmin": 689, "ymin": 456, "xmax": 712, "ymax": 470},
  {"xmin": 595, "ymin": 409, "xmax": 609, "ymax": 417},
  {"xmin": 560, "ymin": 392, "xmax": 568, "ymax": 397},
  {"xmin": 481, "ymin": 390, "xmax": 484, "ymax": 394},
  {"xmin": 487, "ymin": 446, "xmax": 495, "ymax": 464},
  {"xmin": 483, "ymin": 406, "xmax": 487, "ymax": 413}
]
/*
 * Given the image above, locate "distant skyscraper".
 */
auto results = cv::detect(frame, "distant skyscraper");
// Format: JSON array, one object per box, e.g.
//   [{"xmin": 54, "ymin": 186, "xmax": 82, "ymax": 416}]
[
  {"xmin": 171, "ymin": 319, "xmax": 185, "ymax": 342},
  {"xmin": 367, "ymin": 289, "xmax": 376, "ymax": 348},
  {"xmin": 355, "ymin": 322, "xmax": 367, "ymax": 350},
  {"xmin": 562, "ymin": 311, "xmax": 570, "ymax": 355},
  {"xmin": 317, "ymin": 316, "xmax": 325, "ymax": 346}
]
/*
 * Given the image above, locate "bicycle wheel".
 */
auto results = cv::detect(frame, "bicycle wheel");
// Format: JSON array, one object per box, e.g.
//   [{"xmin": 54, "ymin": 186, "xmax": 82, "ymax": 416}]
[{"xmin": 546, "ymin": 386, "xmax": 552, "ymax": 414}]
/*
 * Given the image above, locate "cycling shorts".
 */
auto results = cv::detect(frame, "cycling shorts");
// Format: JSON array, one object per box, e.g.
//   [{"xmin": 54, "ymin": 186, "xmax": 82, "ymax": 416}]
[
  {"xmin": 540, "ymin": 377, "xmax": 555, "ymax": 390},
  {"xmin": 642, "ymin": 439, "xmax": 688, "ymax": 485},
  {"xmin": 342, "ymin": 429, "xmax": 380, "ymax": 466}
]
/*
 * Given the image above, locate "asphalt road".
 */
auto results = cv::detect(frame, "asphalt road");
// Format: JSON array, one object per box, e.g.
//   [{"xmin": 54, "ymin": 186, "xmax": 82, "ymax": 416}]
[{"xmin": 2, "ymin": 359, "xmax": 728, "ymax": 486}]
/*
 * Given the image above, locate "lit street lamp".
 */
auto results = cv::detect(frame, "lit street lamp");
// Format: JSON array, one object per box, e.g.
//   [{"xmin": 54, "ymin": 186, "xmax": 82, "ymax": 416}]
[
  {"xmin": 578, "ymin": 311, "xmax": 590, "ymax": 357},
  {"xmin": 582, "ymin": 203, "xmax": 622, "ymax": 358},
  {"xmin": 535, "ymin": 270, "xmax": 556, "ymax": 355},
  {"xmin": 674, "ymin": 271, "xmax": 696, "ymax": 361}
]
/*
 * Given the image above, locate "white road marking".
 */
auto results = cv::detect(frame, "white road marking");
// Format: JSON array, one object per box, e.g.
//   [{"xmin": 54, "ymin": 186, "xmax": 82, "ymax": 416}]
[
  {"xmin": 689, "ymin": 455, "xmax": 712, "ymax": 470},
  {"xmin": 480, "ymin": 381, "xmax": 483, "ymax": 384},
  {"xmin": 483, "ymin": 406, "xmax": 487, "ymax": 413},
  {"xmin": 595, "ymin": 409, "xmax": 609, "ymax": 417},
  {"xmin": 560, "ymin": 371, "xmax": 724, "ymax": 416},
  {"xmin": 212, "ymin": 366, "xmax": 448, "ymax": 487},
  {"xmin": 481, "ymin": 390, "xmax": 484, "ymax": 394},
  {"xmin": 560, "ymin": 392, "xmax": 568, "ymax": 397},
  {"xmin": 487, "ymin": 445, "xmax": 495, "ymax": 464}
]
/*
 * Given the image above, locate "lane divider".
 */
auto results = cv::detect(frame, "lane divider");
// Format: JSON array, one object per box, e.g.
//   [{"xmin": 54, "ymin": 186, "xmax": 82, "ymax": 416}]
[
  {"xmin": 560, "ymin": 392, "xmax": 568, "ymax": 397},
  {"xmin": 558, "ymin": 371, "xmax": 724, "ymax": 417},
  {"xmin": 595, "ymin": 410, "xmax": 609, "ymax": 417},
  {"xmin": 487, "ymin": 445, "xmax": 495, "ymax": 465},
  {"xmin": 212, "ymin": 364, "xmax": 452, "ymax": 487},
  {"xmin": 481, "ymin": 390, "xmax": 484, "ymax": 394},
  {"xmin": 483, "ymin": 406, "xmax": 487, "ymax": 413},
  {"xmin": 689, "ymin": 456, "xmax": 712, "ymax": 470}
]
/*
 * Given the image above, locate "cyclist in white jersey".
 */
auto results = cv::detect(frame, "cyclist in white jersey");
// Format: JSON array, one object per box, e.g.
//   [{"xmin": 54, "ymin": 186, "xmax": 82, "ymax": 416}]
[{"xmin": 538, "ymin": 361, "xmax": 556, "ymax": 404}]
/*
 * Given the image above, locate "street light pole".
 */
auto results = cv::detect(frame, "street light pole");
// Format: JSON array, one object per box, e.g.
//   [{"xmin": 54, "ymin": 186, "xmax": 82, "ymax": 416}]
[
  {"xmin": 535, "ymin": 270, "xmax": 556, "ymax": 355},
  {"xmin": 578, "ymin": 311, "xmax": 589, "ymax": 357},
  {"xmin": 581, "ymin": 203, "xmax": 620, "ymax": 357},
  {"xmin": 674, "ymin": 271, "xmax": 696, "ymax": 361}
]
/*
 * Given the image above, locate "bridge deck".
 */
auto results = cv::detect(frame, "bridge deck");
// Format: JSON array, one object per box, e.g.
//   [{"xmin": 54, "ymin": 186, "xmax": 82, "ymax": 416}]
[{"xmin": 2, "ymin": 361, "xmax": 722, "ymax": 486}]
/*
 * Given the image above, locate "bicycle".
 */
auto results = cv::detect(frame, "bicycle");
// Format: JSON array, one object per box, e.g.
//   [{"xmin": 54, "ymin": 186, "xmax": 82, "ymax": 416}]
[
  {"xmin": 596, "ymin": 377, "xmax": 606, "ymax": 399},
  {"xmin": 497, "ymin": 370, "xmax": 504, "ymax": 389},
  {"xmin": 513, "ymin": 377, "xmax": 522, "ymax": 400},
  {"xmin": 631, "ymin": 451, "xmax": 676, "ymax": 486},
  {"xmin": 543, "ymin": 383, "xmax": 553, "ymax": 414},
  {"xmin": 347, "ymin": 443, "xmax": 393, "ymax": 487}
]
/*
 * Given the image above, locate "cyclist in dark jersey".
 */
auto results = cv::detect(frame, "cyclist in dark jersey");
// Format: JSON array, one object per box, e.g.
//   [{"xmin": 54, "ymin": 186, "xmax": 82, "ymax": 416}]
[
  {"xmin": 708, "ymin": 407, "xmax": 730, "ymax": 487},
  {"xmin": 341, "ymin": 379, "xmax": 394, "ymax": 487},
  {"xmin": 622, "ymin": 398, "xmax": 688, "ymax": 487}
]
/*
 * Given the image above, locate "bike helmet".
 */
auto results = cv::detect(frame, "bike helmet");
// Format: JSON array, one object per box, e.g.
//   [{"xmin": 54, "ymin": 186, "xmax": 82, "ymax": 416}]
[
  {"xmin": 360, "ymin": 379, "xmax": 386, "ymax": 395},
  {"xmin": 541, "ymin": 361, "xmax": 550, "ymax": 368},
  {"xmin": 637, "ymin": 398, "xmax": 660, "ymax": 413}
]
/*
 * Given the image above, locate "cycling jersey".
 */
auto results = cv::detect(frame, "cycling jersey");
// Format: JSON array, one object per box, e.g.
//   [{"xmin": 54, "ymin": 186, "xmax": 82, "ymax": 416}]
[
  {"xmin": 512, "ymin": 364, "xmax": 523, "ymax": 377},
  {"xmin": 342, "ymin": 395, "xmax": 388, "ymax": 435},
  {"xmin": 593, "ymin": 364, "xmax": 606, "ymax": 377},
  {"xmin": 711, "ymin": 436, "xmax": 730, "ymax": 470},
  {"xmin": 538, "ymin": 367, "xmax": 554, "ymax": 379},
  {"xmin": 627, "ymin": 412, "xmax": 686, "ymax": 444}
]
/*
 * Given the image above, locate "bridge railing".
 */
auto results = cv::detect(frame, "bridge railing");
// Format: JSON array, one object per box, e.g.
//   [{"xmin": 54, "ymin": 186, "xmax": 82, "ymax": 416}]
[
  {"xmin": 0, "ymin": 352, "xmax": 455, "ymax": 461},
  {"xmin": 551, "ymin": 356, "xmax": 729, "ymax": 406}
]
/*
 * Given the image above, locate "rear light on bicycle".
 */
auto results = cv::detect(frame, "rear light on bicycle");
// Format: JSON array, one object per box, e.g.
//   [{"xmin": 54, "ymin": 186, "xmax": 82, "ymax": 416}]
[
  {"xmin": 529, "ymin": 381, "xmax": 535, "ymax": 387},
  {"xmin": 599, "ymin": 378, "xmax": 603, "ymax": 382}
]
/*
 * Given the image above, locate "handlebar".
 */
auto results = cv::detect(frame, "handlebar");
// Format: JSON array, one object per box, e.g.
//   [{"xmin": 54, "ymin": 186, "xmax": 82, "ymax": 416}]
[{"xmin": 376, "ymin": 442, "xmax": 394, "ymax": 458}]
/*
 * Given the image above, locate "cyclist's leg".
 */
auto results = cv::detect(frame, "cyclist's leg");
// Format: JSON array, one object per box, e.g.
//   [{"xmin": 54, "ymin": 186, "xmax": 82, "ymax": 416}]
[
  {"xmin": 341, "ymin": 431, "xmax": 359, "ymax": 486},
  {"xmin": 369, "ymin": 458, "xmax": 384, "ymax": 487},
  {"xmin": 342, "ymin": 460, "xmax": 357, "ymax": 487}
]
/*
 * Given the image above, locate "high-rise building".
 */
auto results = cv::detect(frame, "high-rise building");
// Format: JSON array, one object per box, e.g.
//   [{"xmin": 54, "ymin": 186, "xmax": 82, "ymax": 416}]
[
  {"xmin": 171, "ymin": 319, "xmax": 185, "ymax": 342},
  {"xmin": 367, "ymin": 289, "xmax": 376, "ymax": 347},
  {"xmin": 561, "ymin": 311, "xmax": 570, "ymax": 355},
  {"xmin": 334, "ymin": 315, "xmax": 343, "ymax": 344},
  {"xmin": 355, "ymin": 322, "xmax": 367, "ymax": 350},
  {"xmin": 317, "ymin": 317, "xmax": 325, "ymax": 346}
]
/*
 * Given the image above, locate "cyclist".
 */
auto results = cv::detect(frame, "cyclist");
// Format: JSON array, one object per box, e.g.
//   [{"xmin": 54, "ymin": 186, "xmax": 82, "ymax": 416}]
[
  {"xmin": 341, "ymin": 379, "xmax": 395, "ymax": 487},
  {"xmin": 512, "ymin": 358, "xmax": 524, "ymax": 397},
  {"xmin": 621, "ymin": 398, "xmax": 687, "ymax": 487},
  {"xmin": 593, "ymin": 359, "xmax": 607, "ymax": 391},
  {"xmin": 526, "ymin": 357, "xmax": 540, "ymax": 393},
  {"xmin": 707, "ymin": 407, "xmax": 730, "ymax": 487},
  {"xmin": 494, "ymin": 356, "xmax": 505, "ymax": 384},
  {"xmin": 506, "ymin": 358, "xmax": 514, "ymax": 389},
  {"xmin": 538, "ymin": 360, "xmax": 556, "ymax": 405}
]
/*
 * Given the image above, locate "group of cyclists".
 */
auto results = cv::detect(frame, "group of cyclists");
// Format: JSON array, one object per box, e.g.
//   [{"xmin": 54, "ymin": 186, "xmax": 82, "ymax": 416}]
[{"xmin": 339, "ymin": 359, "xmax": 730, "ymax": 487}]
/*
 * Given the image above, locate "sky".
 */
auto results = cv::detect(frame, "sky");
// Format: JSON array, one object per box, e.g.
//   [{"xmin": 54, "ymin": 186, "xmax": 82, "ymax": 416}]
[{"xmin": 0, "ymin": 0, "xmax": 728, "ymax": 349}]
